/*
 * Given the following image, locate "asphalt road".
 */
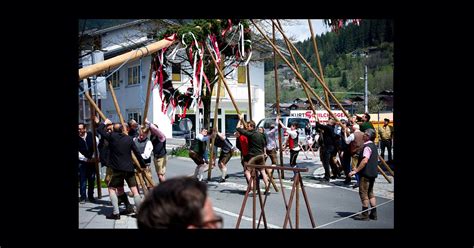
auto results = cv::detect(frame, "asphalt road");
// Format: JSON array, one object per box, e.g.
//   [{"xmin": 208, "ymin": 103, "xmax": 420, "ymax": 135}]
[
  {"xmin": 155, "ymin": 153, "xmax": 394, "ymax": 229},
  {"xmin": 80, "ymin": 151, "xmax": 394, "ymax": 229}
]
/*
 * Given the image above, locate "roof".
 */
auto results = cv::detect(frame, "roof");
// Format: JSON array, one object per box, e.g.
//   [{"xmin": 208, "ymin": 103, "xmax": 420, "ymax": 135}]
[
  {"xmin": 81, "ymin": 19, "xmax": 179, "ymax": 37},
  {"xmin": 379, "ymin": 90, "xmax": 394, "ymax": 95},
  {"xmin": 294, "ymin": 103, "xmax": 307, "ymax": 109},
  {"xmin": 270, "ymin": 103, "xmax": 297, "ymax": 108},
  {"xmin": 352, "ymin": 96, "xmax": 364, "ymax": 101}
]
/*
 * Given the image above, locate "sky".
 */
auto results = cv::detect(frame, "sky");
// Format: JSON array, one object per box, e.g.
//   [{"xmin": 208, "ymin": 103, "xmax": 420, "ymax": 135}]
[{"xmin": 281, "ymin": 19, "xmax": 330, "ymax": 42}]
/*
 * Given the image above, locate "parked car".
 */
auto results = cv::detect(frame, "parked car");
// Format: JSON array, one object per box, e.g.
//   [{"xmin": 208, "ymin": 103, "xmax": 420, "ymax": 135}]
[{"xmin": 257, "ymin": 116, "xmax": 312, "ymax": 147}]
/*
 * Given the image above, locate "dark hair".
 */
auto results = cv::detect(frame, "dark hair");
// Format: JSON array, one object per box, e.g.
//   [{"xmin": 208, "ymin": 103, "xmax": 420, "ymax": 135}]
[
  {"xmin": 364, "ymin": 113, "xmax": 371, "ymax": 121},
  {"xmin": 137, "ymin": 177, "xmax": 208, "ymax": 229},
  {"xmin": 78, "ymin": 123, "xmax": 87, "ymax": 129},
  {"xmin": 248, "ymin": 120, "xmax": 256, "ymax": 128}
]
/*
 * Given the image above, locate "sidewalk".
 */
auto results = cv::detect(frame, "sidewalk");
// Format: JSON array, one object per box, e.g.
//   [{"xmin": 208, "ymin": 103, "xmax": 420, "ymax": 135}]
[{"xmin": 79, "ymin": 187, "xmax": 138, "ymax": 229}]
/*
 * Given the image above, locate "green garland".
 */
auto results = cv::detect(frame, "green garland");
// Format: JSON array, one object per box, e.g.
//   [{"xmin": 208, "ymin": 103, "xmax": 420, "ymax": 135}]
[{"xmin": 158, "ymin": 19, "xmax": 251, "ymax": 55}]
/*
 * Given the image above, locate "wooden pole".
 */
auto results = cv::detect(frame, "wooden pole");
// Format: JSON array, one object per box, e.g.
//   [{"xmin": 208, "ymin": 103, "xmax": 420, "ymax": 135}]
[
  {"xmin": 79, "ymin": 38, "xmax": 175, "ymax": 80},
  {"xmin": 106, "ymin": 81, "xmax": 150, "ymax": 193},
  {"xmin": 205, "ymin": 45, "xmax": 247, "ymax": 128},
  {"xmin": 236, "ymin": 173, "xmax": 253, "ymax": 228},
  {"xmin": 283, "ymin": 176, "xmax": 297, "ymax": 229},
  {"xmin": 139, "ymin": 62, "xmax": 157, "ymax": 188},
  {"xmin": 87, "ymin": 80, "xmax": 102, "ymax": 199},
  {"xmin": 271, "ymin": 20, "xmax": 352, "ymax": 120},
  {"xmin": 252, "ymin": 169, "xmax": 257, "ymax": 229},
  {"xmin": 83, "ymin": 89, "xmax": 149, "ymax": 191},
  {"xmin": 261, "ymin": 28, "xmax": 280, "ymax": 196},
  {"xmin": 84, "ymin": 91, "xmax": 106, "ymax": 120},
  {"xmin": 298, "ymin": 172, "xmax": 316, "ymax": 228},
  {"xmin": 308, "ymin": 19, "xmax": 330, "ymax": 108},
  {"xmin": 251, "ymin": 20, "xmax": 340, "ymax": 122},
  {"xmin": 246, "ymin": 64, "xmax": 253, "ymax": 121},
  {"xmin": 272, "ymin": 23, "xmax": 285, "ymax": 180},
  {"xmin": 377, "ymin": 165, "xmax": 392, "ymax": 183},
  {"xmin": 255, "ymin": 171, "xmax": 268, "ymax": 229},
  {"xmin": 207, "ymin": 57, "xmax": 224, "ymax": 181},
  {"xmin": 296, "ymin": 175, "xmax": 300, "ymax": 228},
  {"xmin": 276, "ymin": 170, "xmax": 293, "ymax": 228},
  {"xmin": 276, "ymin": 20, "xmax": 318, "ymax": 118},
  {"xmin": 142, "ymin": 60, "xmax": 154, "ymax": 128},
  {"xmin": 379, "ymin": 155, "xmax": 394, "ymax": 176}
]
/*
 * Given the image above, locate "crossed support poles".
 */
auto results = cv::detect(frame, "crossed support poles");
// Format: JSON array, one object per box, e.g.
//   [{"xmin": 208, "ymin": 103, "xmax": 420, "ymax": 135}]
[
  {"xmin": 235, "ymin": 164, "xmax": 316, "ymax": 229},
  {"xmin": 252, "ymin": 19, "xmax": 395, "ymax": 183}
]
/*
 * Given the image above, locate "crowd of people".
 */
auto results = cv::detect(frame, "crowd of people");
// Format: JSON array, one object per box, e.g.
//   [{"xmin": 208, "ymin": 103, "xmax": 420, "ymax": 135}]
[{"xmin": 79, "ymin": 112, "xmax": 393, "ymax": 227}]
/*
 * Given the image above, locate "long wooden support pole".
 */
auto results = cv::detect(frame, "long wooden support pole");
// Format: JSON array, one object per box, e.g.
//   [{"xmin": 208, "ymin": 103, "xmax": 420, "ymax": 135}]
[
  {"xmin": 308, "ymin": 19, "xmax": 330, "ymax": 108},
  {"xmin": 276, "ymin": 20, "xmax": 318, "ymax": 118},
  {"xmin": 205, "ymin": 45, "xmax": 247, "ymax": 128},
  {"xmin": 208, "ymin": 58, "xmax": 224, "ymax": 180},
  {"xmin": 107, "ymin": 81, "xmax": 151, "ymax": 193},
  {"xmin": 246, "ymin": 64, "xmax": 253, "ymax": 121},
  {"xmin": 251, "ymin": 20, "xmax": 339, "ymax": 122},
  {"xmin": 142, "ymin": 60, "xmax": 154, "ymax": 128},
  {"xmin": 87, "ymin": 80, "xmax": 102, "ymax": 199},
  {"xmin": 79, "ymin": 38, "xmax": 175, "ymax": 80},
  {"xmin": 271, "ymin": 19, "xmax": 352, "ymax": 120},
  {"xmin": 379, "ymin": 156, "xmax": 394, "ymax": 176},
  {"xmin": 272, "ymin": 23, "xmax": 285, "ymax": 180}
]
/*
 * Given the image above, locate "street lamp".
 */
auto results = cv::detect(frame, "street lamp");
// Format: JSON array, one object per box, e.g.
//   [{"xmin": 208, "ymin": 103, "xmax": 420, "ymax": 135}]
[{"xmin": 360, "ymin": 65, "xmax": 368, "ymax": 113}]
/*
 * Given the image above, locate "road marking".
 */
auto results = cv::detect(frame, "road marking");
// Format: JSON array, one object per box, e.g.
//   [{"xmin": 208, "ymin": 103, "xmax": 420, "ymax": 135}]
[
  {"xmin": 312, "ymin": 164, "xmax": 394, "ymax": 200},
  {"xmin": 213, "ymin": 207, "xmax": 282, "ymax": 229},
  {"xmin": 207, "ymin": 177, "xmax": 332, "ymax": 191}
]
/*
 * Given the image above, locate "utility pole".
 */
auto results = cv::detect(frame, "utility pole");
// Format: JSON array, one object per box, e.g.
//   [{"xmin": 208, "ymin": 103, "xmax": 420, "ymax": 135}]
[{"xmin": 364, "ymin": 65, "xmax": 368, "ymax": 113}]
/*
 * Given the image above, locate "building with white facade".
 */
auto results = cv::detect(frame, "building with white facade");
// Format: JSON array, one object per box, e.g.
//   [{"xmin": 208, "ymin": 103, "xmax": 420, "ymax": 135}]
[{"xmin": 79, "ymin": 19, "xmax": 272, "ymax": 138}]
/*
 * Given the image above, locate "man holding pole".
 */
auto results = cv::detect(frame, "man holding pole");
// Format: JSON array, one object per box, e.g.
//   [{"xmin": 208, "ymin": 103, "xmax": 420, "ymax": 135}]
[
  {"xmin": 189, "ymin": 128, "xmax": 212, "ymax": 181},
  {"xmin": 133, "ymin": 127, "xmax": 154, "ymax": 191},
  {"xmin": 97, "ymin": 119, "xmax": 147, "ymax": 220},
  {"xmin": 236, "ymin": 114, "xmax": 269, "ymax": 190},
  {"xmin": 146, "ymin": 119, "xmax": 167, "ymax": 183},
  {"xmin": 213, "ymin": 130, "xmax": 235, "ymax": 183}
]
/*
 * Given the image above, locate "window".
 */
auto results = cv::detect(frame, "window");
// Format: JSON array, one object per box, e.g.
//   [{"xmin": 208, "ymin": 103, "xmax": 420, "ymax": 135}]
[
  {"xmin": 288, "ymin": 118, "xmax": 310, "ymax": 129},
  {"xmin": 209, "ymin": 118, "xmax": 222, "ymax": 132},
  {"xmin": 127, "ymin": 112, "xmax": 142, "ymax": 124},
  {"xmin": 238, "ymin": 66, "xmax": 246, "ymax": 84},
  {"xmin": 127, "ymin": 65, "xmax": 141, "ymax": 85},
  {"xmin": 172, "ymin": 63, "xmax": 181, "ymax": 81},
  {"xmin": 212, "ymin": 83, "xmax": 225, "ymax": 97},
  {"xmin": 110, "ymin": 71, "xmax": 120, "ymax": 88}
]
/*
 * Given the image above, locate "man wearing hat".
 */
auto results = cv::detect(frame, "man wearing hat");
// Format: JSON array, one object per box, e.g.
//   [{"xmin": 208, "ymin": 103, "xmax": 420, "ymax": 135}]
[{"xmin": 377, "ymin": 118, "xmax": 394, "ymax": 163}]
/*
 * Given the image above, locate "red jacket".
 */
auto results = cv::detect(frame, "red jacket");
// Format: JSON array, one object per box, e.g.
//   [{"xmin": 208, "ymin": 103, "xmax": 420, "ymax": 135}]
[{"xmin": 238, "ymin": 135, "xmax": 249, "ymax": 156}]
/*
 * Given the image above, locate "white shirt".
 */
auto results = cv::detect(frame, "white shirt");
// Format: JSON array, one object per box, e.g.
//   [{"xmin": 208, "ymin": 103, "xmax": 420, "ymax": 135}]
[
  {"xmin": 134, "ymin": 137, "xmax": 153, "ymax": 160},
  {"xmin": 345, "ymin": 130, "xmax": 362, "ymax": 144},
  {"xmin": 196, "ymin": 133, "xmax": 210, "ymax": 142},
  {"xmin": 78, "ymin": 133, "xmax": 99, "ymax": 161}
]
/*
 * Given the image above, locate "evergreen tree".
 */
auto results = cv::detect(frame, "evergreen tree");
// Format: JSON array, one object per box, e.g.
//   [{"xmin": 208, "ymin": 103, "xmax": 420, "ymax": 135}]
[{"xmin": 341, "ymin": 71, "xmax": 348, "ymax": 88}]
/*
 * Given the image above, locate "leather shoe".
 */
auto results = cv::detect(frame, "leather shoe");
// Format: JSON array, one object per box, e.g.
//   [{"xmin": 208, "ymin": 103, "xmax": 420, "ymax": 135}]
[
  {"xmin": 120, "ymin": 207, "xmax": 135, "ymax": 215},
  {"xmin": 106, "ymin": 213, "xmax": 120, "ymax": 220}
]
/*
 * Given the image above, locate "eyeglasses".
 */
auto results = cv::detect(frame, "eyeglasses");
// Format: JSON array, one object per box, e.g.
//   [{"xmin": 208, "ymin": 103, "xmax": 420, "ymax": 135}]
[{"xmin": 200, "ymin": 215, "xmax": 223, "ymax": 229}]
